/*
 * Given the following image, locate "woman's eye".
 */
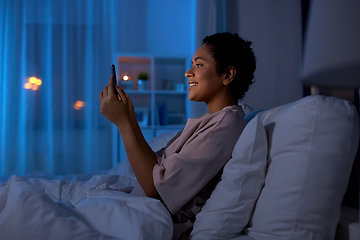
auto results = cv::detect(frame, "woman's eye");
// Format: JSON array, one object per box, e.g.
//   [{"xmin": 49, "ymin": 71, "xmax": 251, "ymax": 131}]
[{"xmin": 196, "ymin": 64, "xmax": 202, "ymax": 67}]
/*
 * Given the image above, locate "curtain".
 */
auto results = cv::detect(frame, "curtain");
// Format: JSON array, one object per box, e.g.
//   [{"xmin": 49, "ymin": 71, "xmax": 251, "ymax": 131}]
[{"xmin": 0, "ymin": 0, "xmax": 115, "ymax": 178}]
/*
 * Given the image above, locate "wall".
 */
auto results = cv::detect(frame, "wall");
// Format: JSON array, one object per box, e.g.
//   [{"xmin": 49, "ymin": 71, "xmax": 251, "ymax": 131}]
[
  {"xmin": 114, "ymin": 0, "xmax": 193, "ymax": 56},
  {"xmin": 146, "ymin": 0, "xmax": 192, "ymax": 55},
  {"xmin": 227, "ymin": 0, "xmax": 303, "ymax": 110}
]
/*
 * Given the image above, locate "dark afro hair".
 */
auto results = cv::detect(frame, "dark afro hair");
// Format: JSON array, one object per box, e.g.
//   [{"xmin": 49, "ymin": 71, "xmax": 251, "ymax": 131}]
[{"xmin": 202, "ymin": 32, "xmax": 256, "ymax": 101}]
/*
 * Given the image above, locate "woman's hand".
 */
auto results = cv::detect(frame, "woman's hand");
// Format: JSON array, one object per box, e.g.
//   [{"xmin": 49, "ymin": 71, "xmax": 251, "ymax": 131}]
[
  {"xmin": 99, "ymin": 76, "xmax": 132, "ymax": 129},
  {"xmin": 99, "ymin": 77, "xmax": 159, "ymax": 198}
]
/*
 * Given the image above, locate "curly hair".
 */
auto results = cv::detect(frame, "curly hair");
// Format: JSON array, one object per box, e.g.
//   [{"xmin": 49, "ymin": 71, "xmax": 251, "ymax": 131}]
[{"xmin": 202, "ymin": 32, "xmax": 256, "ymax": 101}]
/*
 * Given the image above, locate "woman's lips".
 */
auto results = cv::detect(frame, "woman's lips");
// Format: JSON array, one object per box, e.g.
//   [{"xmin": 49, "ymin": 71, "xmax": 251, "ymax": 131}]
[{"xmin": 188, "ymin": 82, "xmax": 198, "ymax": 90}]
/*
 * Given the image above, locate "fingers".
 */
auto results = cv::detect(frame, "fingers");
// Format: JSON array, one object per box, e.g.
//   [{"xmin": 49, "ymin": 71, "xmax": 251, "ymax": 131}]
[
  {"xmin": 99, "ymin": 81, "xmax": 111, "ymax": 105},
  {"xmin": 114, "ymin": 85, "xmax": 122, "ymax": 101},
  {"xmin": 116, "ymin": 85, "xmax": 127, "ymax": 103},
  {"xmin": 106, "ymin": 78, "xmax": 118, "ymax": 99},
  {"xmin": 99, "ymin": 77, "xmax": 123, "ymax": 106}
]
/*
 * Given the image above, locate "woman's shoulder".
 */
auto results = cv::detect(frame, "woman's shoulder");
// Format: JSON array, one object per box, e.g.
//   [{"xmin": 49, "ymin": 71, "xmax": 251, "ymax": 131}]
[
  {"xmin": 205, "ymin": 105, "xmax": 247, "ymax": 157},
  {"xmin": 211, "ymin": 104, "xmax": 245, "ymax": 125},
  {"xmin": 198, "ymin": 105, "xmax": 246, "ymax": 135},
  {"xmin": 221, "ymin": 104, "xmax": 245, "ymax": 118},
  {"xmin": 183, "ymin": 105, "xmax": 245, "ymax": 135}
]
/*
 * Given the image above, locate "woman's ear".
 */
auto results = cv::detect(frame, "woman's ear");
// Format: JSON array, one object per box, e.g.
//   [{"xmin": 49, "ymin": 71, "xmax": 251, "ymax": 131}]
[{"xmin": 222, "ymin": 66, "xmax": 236, "ymax": 86}]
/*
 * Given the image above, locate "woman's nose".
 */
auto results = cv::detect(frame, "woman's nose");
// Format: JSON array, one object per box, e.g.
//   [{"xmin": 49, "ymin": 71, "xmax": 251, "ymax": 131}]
[{"xmin": 185, "ymin": 69, "xmax": 194, "ymax": 78}]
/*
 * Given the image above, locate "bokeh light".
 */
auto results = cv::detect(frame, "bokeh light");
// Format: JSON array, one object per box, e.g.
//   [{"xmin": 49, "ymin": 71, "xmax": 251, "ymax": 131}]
[
  {"xmin": 74, "ymin": 101, "xmax": 85, "ymax": 110},
  {"xmin": 35, "ymin": 79, "xmax": 42, "ymax": 85},
  {"xmin": 24, "ymin": 83, "xmax": 32, "ymax": 89},
  {"xmin": 29, "ymin": 77, "xmax": 37, "ymax": 84},
  {"xmin": 25, "ymin": 77, "xmax": 42, "ymax": 90},
  {"xmin": 122, "ymin": 73, "xmax": 130, "ymax": 81}
]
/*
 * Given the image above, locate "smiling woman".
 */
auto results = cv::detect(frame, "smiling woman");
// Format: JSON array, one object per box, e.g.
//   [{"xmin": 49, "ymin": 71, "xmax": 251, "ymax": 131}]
[
  {"xmin": 186, "ymin": 33, "xmax": 256, "ymax": 114},
  {"xmin": 99, "ymin": 32, "xmax": 257, "ymax": 240},
  {"xmin": 186, "ymin": 44, "xmax": 230, "ymax": 109}
]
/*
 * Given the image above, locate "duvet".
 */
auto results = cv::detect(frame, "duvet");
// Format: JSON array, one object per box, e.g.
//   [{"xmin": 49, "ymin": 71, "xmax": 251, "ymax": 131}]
[{"xmin": 0, "ymin": 173, "xmax": 173, "ymax": 240}]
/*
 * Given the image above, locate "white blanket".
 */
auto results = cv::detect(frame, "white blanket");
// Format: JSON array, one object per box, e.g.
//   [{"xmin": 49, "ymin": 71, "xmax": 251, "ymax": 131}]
[{"xmin": 0, "ymin": 174, "xmax": 173, "ymax": 240}]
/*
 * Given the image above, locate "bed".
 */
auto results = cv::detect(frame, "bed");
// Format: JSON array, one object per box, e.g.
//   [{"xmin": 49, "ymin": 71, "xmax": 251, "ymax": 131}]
[{"xmin": 0, "ymin": 95, "xmax": 359, "ymax": 240}]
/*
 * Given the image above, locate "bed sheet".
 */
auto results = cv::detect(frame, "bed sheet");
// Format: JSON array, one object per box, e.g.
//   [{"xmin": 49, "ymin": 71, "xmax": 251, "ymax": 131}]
[{"xmin": 0, "ymin": 173, "xmax": 173, "ymax": 240}]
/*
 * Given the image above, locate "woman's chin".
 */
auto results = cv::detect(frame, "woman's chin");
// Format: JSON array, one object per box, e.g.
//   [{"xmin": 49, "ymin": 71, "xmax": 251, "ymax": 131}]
[
  {"xmin": 188, "ymin": 91, "xmax": 204, "ymax": 102},
  {"xmin": 188, "ymin": 94, "xmax": 197, "ymax": 102}
]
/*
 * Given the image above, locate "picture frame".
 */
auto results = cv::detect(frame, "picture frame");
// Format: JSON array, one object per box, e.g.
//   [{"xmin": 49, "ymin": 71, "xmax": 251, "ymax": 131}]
[{"xmin": 135, "ymin": 107, "xmax": 149, "ymax": 127}]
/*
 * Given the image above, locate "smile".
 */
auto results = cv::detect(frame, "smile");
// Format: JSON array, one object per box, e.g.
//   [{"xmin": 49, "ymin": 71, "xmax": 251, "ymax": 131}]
[{"xmin": 188, "ymin": 82, "xmax": 198, "ymax": 90}]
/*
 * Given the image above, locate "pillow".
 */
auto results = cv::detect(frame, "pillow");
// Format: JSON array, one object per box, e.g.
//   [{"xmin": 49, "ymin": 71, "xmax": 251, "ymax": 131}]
[
  {"xmin": 246, "ymin": 95, "xmax": 359, "ymax": 240},
  {"xmin": 244, "ymin": 110, "xmax": 265, "ymax": 123},
  {"xmin": 190, "ymin": 115, "xmax": 268, "ymax": 239}
]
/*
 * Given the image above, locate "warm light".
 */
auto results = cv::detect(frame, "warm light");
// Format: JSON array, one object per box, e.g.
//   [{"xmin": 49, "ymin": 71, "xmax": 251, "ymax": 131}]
[
  {"xmin": 24, "ymin": 83, "xmax": 32, "ymax": 89},
  {"xmin": 24, "ymin": 77, "xmax": 42, "ymax": 90},
  {"xmin": 35, "ymin": 79, "xmax": 42, "ymax": 86},
  {"xmin": 122, "ymin": 72, "xmax": 130, "ymax": 81},
  {"xmin": 74, "ymin": 101, "xmax": 85, "ymax": 110},
  {"xmin": 29, "ymin": 77, "xmax": 37, "ymax": 84},
  {"xmin": 76, "ymin": 101, "xmax": 85, "ymax": 107}
]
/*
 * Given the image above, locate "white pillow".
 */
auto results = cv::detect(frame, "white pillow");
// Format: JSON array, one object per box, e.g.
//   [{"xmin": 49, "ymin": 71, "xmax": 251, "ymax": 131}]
[
  {"xmin": 246, "ymin": 95, "xmax": 359, "ymax": 240},
  {"xmin": 190, "ymin": 115, "xmax": 268, "ymax": 239}
]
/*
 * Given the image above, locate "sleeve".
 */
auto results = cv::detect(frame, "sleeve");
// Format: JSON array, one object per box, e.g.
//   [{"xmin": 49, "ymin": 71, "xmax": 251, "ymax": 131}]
[
  {"xmin": 153, "ymin": 135, "xmax": 229, "ymax": 214},
  {"xmin": 155, "ymin": 130, "xmax": 183, "ymax": 163},
  {"xmin": 155, "ymin": 148, "xmax": 165, "ymax": 163}
]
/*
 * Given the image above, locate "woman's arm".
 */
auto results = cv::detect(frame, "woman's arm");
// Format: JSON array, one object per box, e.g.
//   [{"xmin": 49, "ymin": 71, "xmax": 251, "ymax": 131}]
[
  {"xmin": 121, "ymin": 84, "xmax": 158, "ymax": 163},
  {"xmin": 99, "ymin": 77, "xmax": 159, "ymax": 198}
]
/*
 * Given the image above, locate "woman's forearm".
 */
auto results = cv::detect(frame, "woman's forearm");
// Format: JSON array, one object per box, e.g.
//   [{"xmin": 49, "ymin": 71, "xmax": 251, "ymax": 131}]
[
  {"xmin": 118, "ymin": 120, "xmax": 159, "ymax": 199},
  {"xmin": 129, "ymin": 110, "xmax": 158, "ymax": 163}
]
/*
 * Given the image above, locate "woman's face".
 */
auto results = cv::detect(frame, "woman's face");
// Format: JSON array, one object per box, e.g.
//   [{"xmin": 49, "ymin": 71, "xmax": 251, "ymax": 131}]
[{"xmin": 185, "ymin": 44, "xmax": 225, "ymax": 104}]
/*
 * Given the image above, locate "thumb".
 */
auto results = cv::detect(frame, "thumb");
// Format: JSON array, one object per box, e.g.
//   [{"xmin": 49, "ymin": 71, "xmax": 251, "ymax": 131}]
[{"xmin": 109, "ymin": 76, "xmax": 114, "ymax": 84}]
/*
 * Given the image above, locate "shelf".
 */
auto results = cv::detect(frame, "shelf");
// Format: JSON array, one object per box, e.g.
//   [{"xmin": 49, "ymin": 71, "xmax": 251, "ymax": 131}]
[
  {"xmin": 112, "ymin": 53, "xmax": 191, "ymax": 162},
  {"xmin": 154, "ymin": 90, "xmax": 188, "ymax": 95},
  {"xmin": 125, "ymin": 90, "xmax": 152, "ymax": 95}
]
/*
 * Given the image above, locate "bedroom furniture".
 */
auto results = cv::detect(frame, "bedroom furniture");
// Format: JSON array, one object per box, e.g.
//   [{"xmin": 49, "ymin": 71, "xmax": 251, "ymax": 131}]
[
  {"xmin": 136, "ymin": 95, "xmax": 359, "ymax": 240},
  {"xmin": 191, "ymin": 95, "xmax": 359, "ymax": 240},
  {"xmin": 111, "ymin": 54, "xmax": 191, "ymax": 163}
]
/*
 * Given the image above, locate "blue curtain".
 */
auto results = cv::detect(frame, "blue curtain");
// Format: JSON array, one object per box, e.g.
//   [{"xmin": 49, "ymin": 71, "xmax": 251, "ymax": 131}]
[{"xmin": 0, "ymin": 0, "xmax": 116, "ymax": 177}]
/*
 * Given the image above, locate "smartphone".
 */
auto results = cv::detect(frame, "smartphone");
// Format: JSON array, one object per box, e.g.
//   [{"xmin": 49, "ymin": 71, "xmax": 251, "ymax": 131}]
[
  {"xmin": 111, "ymin": 64, "xmax": 117, "ymax": 86},
  {"xmin": 111, "ymin": 64, "xmax": 120, "ymax": 97}
]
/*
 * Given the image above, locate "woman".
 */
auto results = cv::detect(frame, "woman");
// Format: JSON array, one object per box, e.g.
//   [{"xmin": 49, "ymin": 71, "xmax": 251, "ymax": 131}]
[{"xmin": 99, "ymin": 32, "xmax": 256, "ymax": 239}]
